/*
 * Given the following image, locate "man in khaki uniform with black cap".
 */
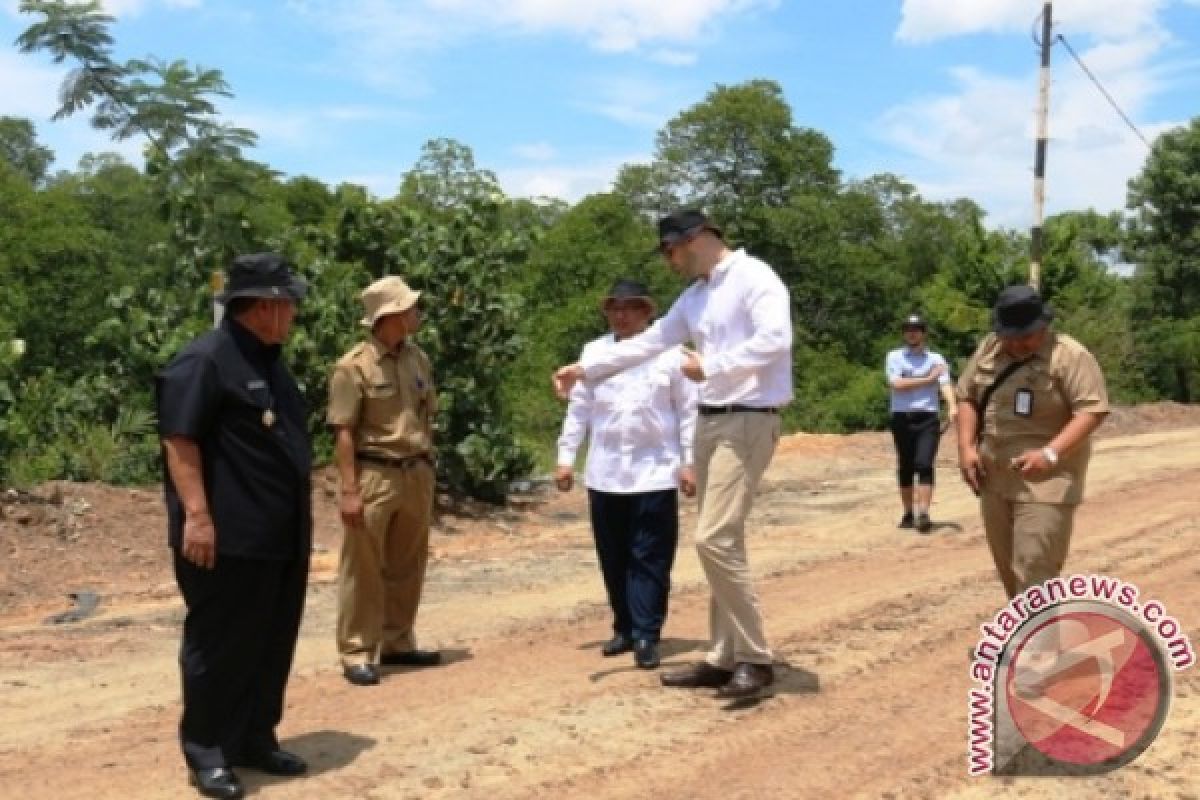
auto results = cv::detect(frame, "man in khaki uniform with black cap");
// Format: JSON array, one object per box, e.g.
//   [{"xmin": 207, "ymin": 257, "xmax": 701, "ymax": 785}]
[
  {"xmin": 328, "ymin": 275, "xmax": 440, "ymax": 686},
  {"xmin": 956, "ymin": 285, "xmax": 1109, "ymax": 599}
]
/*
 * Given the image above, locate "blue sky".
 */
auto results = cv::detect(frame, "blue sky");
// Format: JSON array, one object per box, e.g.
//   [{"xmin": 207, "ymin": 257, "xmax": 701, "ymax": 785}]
[{"xmin": 3, "ymin": 0, "xmax": 1198, "ymax": 228}]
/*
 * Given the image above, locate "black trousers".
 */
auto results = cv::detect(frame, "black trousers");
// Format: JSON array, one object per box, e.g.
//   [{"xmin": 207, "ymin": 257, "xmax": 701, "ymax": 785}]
[
  {"xmin": 173, "ymin": 550, "xmax": 308, "ymax": 769},
  {"xmin": 890, "ymin": 411, "xmax": 941, "ymax": 487},
  {"xmin": 587, "ymin": 488, "xmax": 679, "ymax": 643}
]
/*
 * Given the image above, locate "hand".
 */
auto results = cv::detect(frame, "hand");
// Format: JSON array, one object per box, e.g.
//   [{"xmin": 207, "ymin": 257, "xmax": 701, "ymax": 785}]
[
  {"xmin": 339, "ymin": 488, "xmax": 365, "ymax": 529},
  {"xmin": 182, "ymin": 510, "xmax": 217, "ymax": 569},
  {"xmin": 555, "ymin": 465, "xmax": 574, "ymax": 492},
  {"xmin": 1009, "ymin": 448, "xmax": 1052, "ymax": 477},
  {"xmin": 553, "ymin": 364, "xmax": 583, "ymax": 399},
  {"xmin": 680, "ymin": 347, "xmax": 706, "ymax": 382},
  {"xmin": 959, "ymin": 446, "xmax": 985, "ymax": 495},
  {"xmin": 678, "ymin": 466, "xmax": 697, "ymax": 498},
  {"xmin": 928, "ymin": 363, "xmax": 946, "ymax": 382}
]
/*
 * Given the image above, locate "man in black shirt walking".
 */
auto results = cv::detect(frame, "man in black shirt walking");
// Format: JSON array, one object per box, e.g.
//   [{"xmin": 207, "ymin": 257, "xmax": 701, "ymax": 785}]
[{"xmin": 157, "ymin": 253, "xmax": 312, "ymax": 799}]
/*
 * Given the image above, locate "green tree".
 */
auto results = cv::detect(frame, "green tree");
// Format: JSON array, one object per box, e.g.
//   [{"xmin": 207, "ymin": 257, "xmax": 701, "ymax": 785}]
[
  {"xmin": 0, "ymin": 116, "xmax": 54, "ymax": 183},
  {"xmin": 651, "ymin": 79, "xmax": 838, "ymax": 232},
  {"xmin": 1126, "ymin": 117, "xmax": 1200, "ymax": 402}
]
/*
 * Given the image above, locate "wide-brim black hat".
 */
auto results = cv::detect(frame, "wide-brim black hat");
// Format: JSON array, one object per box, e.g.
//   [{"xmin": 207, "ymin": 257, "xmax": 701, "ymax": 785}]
[
  {"xmin": 217, "ymin": 252, "xmax": 307, "ymax": 303},
  {"xmin": 992, "ymin": 284, "xmax": 1053, "ymax": 338},
  {"xmin": 656, "ymin": 209, "xmax": 723, "ymax": 251}
]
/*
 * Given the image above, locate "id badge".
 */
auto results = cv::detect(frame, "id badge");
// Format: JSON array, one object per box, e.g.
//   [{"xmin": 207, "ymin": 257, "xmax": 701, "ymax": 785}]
[{"xmin": 1014, "ymin": 388, "xmax": 1033, "ymax": 417}]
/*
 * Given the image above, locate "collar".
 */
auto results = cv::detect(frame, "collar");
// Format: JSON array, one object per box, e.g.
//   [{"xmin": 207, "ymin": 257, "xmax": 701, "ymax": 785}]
[
  {"xmin": 224, "ymin": 318, "xmax": 281, "ymax": 366},
  {"xmin": 701, "ymin": 247, "xmax": 743, "ymax": 282},
  {"xmin": 366, "ymin": 333, "xmax": 407, "ymax": 362},
  {"xmin": 904, "ymin": 345, "xmax": 927, "ymax": 356}
]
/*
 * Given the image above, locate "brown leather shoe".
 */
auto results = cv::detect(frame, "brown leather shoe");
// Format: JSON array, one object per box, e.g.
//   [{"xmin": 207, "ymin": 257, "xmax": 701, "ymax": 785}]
[
  {"xmin": 659, "ymin": 662, "xmax": 733, "ymax": 689},
  {"xmin": 716, "ymin": 662, "xmax": 775, "ymax": 698}
]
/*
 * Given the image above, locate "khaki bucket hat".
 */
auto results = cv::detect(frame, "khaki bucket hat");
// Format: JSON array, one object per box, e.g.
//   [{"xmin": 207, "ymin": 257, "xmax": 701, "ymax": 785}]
[{"xmin": 360, "ymin": 275, "xmax": 420, "ymax": 327}]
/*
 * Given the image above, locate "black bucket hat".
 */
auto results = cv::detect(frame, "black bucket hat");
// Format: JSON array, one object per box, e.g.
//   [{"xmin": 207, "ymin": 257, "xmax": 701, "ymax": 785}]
[
  {"xmin": 601, "ymin": 278, "xmax": 656, "ymax": 313},
  {"xmin": 992, "ymin": 284, "xmax": 1054, "ymax": 338},
  {"xmin": 656, "ymin": 209, "xmax": 723, "ymax": 252},
  {"xmin": 217, "ymin": 252, "xmax": 307, "ymax": 303}
]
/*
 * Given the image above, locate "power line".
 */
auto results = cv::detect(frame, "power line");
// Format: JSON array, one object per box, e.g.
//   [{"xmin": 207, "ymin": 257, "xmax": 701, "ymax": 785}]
[{"xmin": 1056, "ymin": 33, "xmax": 1153, "ymax": 149}]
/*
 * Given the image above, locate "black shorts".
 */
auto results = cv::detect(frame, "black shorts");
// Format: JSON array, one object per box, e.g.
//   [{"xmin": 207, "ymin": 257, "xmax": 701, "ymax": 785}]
[{"xmin": 890, "ymin": 411, "xmax": 941, "ymax": 486}]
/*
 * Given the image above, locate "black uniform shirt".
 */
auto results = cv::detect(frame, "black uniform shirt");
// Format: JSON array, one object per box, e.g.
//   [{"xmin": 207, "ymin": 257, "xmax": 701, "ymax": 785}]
[{"xmin": 157, "ymin": 318, "xmax": 312, "ymax": 559}]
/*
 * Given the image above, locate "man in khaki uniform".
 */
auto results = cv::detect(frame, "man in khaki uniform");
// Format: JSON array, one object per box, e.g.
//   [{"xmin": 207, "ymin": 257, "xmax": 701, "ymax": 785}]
[
  {"xmin": 956, "ymin": 285, "xmax": 1109, "ymax": 599},
  {"xmin": 328, "ymin": 276, "xmax": 440, "ymax": 686}
]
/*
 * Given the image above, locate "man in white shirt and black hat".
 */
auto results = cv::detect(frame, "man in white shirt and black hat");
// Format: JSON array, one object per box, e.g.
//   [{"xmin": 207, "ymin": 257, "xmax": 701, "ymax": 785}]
[{"xmin": 554, "ymin": 210, "xmax": 792, "ymax": 698}]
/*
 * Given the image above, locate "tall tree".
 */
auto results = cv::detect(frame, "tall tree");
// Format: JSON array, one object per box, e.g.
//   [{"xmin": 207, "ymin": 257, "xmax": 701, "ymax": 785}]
[
  {"xmin": 652, "ymin": 79, "xmax": 838, "ymax": 230},
  {"xmin": 0, "ymin": 116, "xmax": 54, "ymax": 184},
  {"xmin": 1126, "ymin": 117, "xmax": 1200, "ymax": 401}
]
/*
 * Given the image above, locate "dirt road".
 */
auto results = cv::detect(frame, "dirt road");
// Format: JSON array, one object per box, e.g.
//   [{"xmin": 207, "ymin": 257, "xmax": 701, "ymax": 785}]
[{"xmin": 1, "ymin": 416, "xmax": 1198, "ymax": 799}]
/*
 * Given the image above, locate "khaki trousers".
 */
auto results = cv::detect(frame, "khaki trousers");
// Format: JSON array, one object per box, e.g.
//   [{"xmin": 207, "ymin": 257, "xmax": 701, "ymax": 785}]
[
  {"xmin": 694, "ymin": 412, "xmax": 780, "ymax": 669},
  {"xmin": 337, "ymin": 461, "xmax": 434, "ymax": 667},
  {"xmin": 980, "ymin": 491, "xmax": 1076, "ymax": 599}
]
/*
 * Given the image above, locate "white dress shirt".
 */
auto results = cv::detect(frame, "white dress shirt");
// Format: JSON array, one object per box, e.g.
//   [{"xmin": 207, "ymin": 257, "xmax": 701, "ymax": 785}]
[
  {"xmin": 579, "ymin": 249, "xmax": 793, "ymax": 408},
  {"xmin": 558, "ymin": 335, "xmax": 698, "ymax": 494}
]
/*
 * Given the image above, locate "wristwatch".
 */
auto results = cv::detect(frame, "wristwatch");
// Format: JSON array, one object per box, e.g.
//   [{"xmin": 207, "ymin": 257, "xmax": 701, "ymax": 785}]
[{"xmin": 1041, "ymin": 446, "xmax": 1059, "ymax": 466}]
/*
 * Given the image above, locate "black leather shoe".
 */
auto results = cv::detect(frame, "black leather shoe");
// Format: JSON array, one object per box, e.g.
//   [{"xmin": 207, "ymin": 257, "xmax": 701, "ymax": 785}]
[
  {"xmin": 716, "ymin": 662, "xmax": 775, "ymax": 698},
  {"xmin": 601, "ymin": 633, "xmax": 634, "ymax": 657},
  {"xmin": 915, "ymin": 512, "xmax": 933, "ymax": 533},
  {"xmin": 897, "ymin": 511, "xmax": 914, "ymax": 529},
  {"xmin": 189, "ymin": 767, "xmax": 244, "ymax": 799},
  {"xmin": 380, "ymin": 649, "xmax": 442, "ymax": 667},
  {"xmin": 634, "ymin": 639, "xmax": 659, "ymax": 669},
  {"xmin": 660, "ymin": 662, "xmax": 733, "ymax": 688},
  {"xmin": 343, "ymin": 664, "xmax": 380, "ymax": 686},
  {"xmin": 238, "ymin": 749, "xmax": 307, "ymax": 776}
]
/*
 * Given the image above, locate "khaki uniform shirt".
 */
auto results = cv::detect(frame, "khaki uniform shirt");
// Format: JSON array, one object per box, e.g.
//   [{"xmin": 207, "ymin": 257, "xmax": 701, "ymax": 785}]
[
  {"xmin": 327, "ymin": 335, "xmax": 436, "ymax": 458},
  {"xmin": 956, "ymin": 331, "xmax": 1108, "ymax": 504}
]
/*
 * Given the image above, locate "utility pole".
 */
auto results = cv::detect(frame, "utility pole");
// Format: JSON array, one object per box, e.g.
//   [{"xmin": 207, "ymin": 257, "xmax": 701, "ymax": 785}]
[{"xmin": 1029, "ymin": 1, "xmax": 1053, "ymax": 290}]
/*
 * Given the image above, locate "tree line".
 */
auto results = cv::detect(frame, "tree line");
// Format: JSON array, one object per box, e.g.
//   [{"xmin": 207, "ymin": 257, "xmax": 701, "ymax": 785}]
[{"xmin": 2, "ymin": 1, "xmax": 1198, "ymax": 499}]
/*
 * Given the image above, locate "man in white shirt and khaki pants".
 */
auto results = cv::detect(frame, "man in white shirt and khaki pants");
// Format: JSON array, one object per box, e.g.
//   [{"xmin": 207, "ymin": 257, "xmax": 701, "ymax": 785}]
[
  {"xmin": 554, "ymin": 210, "xmax": 793, "ymax": 699},
  {"xmin": 556, "ymin": 279, "xmax": 698, "ymax": 671}
]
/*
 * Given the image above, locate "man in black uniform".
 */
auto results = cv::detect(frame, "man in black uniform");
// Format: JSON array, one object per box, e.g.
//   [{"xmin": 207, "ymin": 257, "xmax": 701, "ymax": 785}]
[{"xmin": 157, "ymin": 253, "xmax": 312, "ymax": 799}]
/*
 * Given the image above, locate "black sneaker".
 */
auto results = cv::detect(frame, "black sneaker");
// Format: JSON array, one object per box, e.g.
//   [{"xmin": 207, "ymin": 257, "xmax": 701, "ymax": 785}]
[
  {"xmin": 915, "ymin": 513, "xmax": 933, "ymax": 533},
  {"xmin": 898, "ymin": 511, "xmax": 914, "ymax": 529}
]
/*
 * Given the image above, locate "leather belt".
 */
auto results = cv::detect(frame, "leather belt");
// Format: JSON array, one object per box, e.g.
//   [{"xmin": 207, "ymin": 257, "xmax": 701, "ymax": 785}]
[
  {"xmin": 356, "ymin": 452, "xmax": 433, "ymax": 469},
  {"xmin": 698, "ymin": 404, "xmax": 778, "ymax": 416}
]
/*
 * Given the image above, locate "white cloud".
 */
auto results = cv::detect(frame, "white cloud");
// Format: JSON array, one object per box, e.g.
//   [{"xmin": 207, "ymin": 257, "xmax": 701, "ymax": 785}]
[
  {"xmin": 0, "ymin": 50, "xmax": 62, "ymax": 118},
  {"xmin": 495, "ymin": 153, "xmax": 644, "ymax": 201},
  {"xmin": 881, "ymin": 1, "xmax": 1187, "ymax": 226},
  {"xmin": 425, "ymin": 0, "xmax": 778, "ymax": 52},
  {"xmin": 649, "ymin": 49, "xmax": 698, "ymax": 67},
  {"xmin": 512, "ymin": 141, "xmax": 557, "ymax": 161},
  {"xmin": 290, "ymin": 0, "xmax": 777, "ymax": 68},
  {"xmin": 897, "ymin": 0, "xmax": 1169, "ymax": 44}
]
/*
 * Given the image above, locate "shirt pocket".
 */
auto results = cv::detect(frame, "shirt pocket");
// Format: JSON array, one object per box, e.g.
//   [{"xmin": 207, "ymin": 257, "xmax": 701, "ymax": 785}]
[{"xmin": 362, "ymin": 381, "xmax": 404, "ymax": 428}]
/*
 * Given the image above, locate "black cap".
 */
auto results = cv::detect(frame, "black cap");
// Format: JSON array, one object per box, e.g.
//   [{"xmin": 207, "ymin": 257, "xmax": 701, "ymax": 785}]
[
  {"xmin": 901, "ymin": 313, "xmax": 927, "ymax": 331},
  {"xmin": 992, "ymin": 284, "xmax": 1053, "ymax": 338},
  {"xmin": 601, "ymin": 278, "xmax": 656, "ymax": 312},
  {"xmin": 217, "ymin": 252, "xmax": 307, "ymax": 303},
  {"xmin": 657, "ymin": 209, "xmax": 723, "ymax": 251}
]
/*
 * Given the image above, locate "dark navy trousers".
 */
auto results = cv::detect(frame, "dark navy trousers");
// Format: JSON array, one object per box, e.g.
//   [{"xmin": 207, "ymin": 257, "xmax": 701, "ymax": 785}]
[{"xmin": 587, "ymin": 488, "xmax": 679, "ymax": 643}]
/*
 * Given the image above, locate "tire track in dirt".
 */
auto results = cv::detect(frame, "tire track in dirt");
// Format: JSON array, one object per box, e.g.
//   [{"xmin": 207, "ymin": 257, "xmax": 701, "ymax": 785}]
[
  {"xmin": 1, "ymin": 430, "xmax": 1198, "ymax": 799},
  {"xmin": 3, "ymin": 467, "xmax": 1198, "ymax": 799},
  {"xmin": 501, "ymin": 486, "xmax": 1200, "ymax": 800}
]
